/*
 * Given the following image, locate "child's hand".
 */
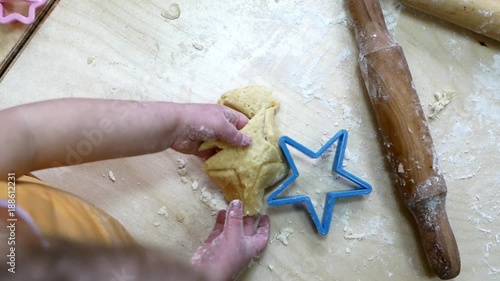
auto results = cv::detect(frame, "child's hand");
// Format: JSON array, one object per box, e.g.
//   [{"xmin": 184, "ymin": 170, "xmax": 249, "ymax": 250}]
[
  {"xmin": 170, "ymin": 104, "xmax": 251, "ymax": 159},
  {"xmin": 191, "ymin": 200, "xmax": 270, "ymax": 281}
]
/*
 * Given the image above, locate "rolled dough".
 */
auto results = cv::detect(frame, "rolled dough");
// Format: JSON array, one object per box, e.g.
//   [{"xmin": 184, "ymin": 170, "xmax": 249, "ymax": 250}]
[{"xmin": 199, "ymin": 86, "xmax": 288, "ymax": 215}]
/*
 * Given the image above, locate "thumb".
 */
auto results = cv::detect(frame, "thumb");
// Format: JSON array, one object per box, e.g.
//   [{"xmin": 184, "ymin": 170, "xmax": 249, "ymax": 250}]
[
  {"xmin": 217, "ymin": 108, "xmax": 252, "ymax": 147},
  {"xmin": 248, "ymin": 215, "xmax": 270, "ymax": 253},
  {"xmin": 216, "ymin": 125, "xmax": 251, "ymax": 147}
]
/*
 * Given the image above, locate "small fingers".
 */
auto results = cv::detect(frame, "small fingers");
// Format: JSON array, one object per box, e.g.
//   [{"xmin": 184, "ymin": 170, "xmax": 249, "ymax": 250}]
[
  {"xmin": 223, "ymin": 107, "xmax": 249, "ymax": 130},
  {"xmin": 204, "ymin": 229, "xmax": 222, "ymax": 244},
  {"xmin": 216, "ymin": 124, "xmax": 251, "ymax": 147},
  {"xmin": 214, "ymin": 210, "xmax": 226, "ymax": 230},
  {"xmin": 223, "ymin": 200, "xmax": 244, "ymax": 239},
  {"xmin": 243, "ymin": 216, "xmax": 256, "ymax": 236},
  {"xmin": 204, "ymin": 210, "xmax": 226, "ymax": 243},
  {"xmin": 196, "ymin": 149, "xmax": 217, "ymax": 161},
  {"xmin": 248, "ymin": 215, "xmax": 270, "ymax": 253},
  {"xmin": 219, "ymin": 108, "xmax": 252, "ymax": 147}
]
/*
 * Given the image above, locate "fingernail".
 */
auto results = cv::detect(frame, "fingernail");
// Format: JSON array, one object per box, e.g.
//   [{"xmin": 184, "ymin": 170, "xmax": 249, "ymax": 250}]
[
  {"xmin": 230, "ymin": 199, "xmax": 242, "ymax": 208},
  {"xmin": 242, "ymin": 136, "xmax": 252, "ymax": 146}
]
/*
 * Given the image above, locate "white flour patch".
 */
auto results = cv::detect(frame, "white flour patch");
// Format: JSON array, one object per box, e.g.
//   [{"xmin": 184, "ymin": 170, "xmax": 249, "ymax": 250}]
[
  {"xmin": 343, "ymin": 226, "xmax": 365, "ymax": 240},
  {"xmin": 472, "ymin": 54, "xmax": 500, "ymax": 123},
  {"xmin": 466, "ymin": 177, "xmax": 500, "ymax": 275},
  {"xmin": 333, "ymin": 48, "xmax": 351, "ymax": 68},
  {"xmin": 381, "ymin": 0, "xmax": 402, "ymax": 34}
]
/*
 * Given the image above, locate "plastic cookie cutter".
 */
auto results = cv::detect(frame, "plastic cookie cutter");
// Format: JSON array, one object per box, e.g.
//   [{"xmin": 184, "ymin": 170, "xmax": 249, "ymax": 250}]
[
  {"xmin": 267, "ymin": 129, "xmax": 372, "ymax": 235},
  {"xmin": 0, "ymin": 0, "xmax": 47, "ymax": 24}
]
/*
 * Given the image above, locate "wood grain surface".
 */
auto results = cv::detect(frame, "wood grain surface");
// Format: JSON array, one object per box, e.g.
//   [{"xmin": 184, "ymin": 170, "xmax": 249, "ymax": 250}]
[
  {"xmin": 0, "ymin": 0, "xmax": 499, "ymax": 280},
  {"xmin": 0, "ymin": 0, "xmax": 58, "ymax": 80}
]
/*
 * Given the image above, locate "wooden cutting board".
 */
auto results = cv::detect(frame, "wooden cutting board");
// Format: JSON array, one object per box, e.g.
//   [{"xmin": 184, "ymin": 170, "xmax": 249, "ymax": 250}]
[{"xmin": 0, "ymin": 0, "xmax": 499, "ymax": 280}]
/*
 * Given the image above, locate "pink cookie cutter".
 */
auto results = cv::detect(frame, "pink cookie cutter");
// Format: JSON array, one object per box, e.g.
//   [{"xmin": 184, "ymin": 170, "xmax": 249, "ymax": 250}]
[{"xmin": 0, "ymin": 0, "xmax": 47, "ymax": 24}]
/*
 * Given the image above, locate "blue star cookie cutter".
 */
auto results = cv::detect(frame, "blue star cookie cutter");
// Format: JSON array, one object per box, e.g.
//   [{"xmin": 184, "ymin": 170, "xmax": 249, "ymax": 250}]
[{"xmin": 267, "ymin": 129, "xmax": 372, "ymax": 235}]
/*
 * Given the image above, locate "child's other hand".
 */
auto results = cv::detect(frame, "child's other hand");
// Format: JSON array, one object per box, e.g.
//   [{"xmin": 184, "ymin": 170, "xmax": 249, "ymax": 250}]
[
  {"xmin": 191, "ymin": 200, "xmax": 270, "ymax": 281},
  {"xmin": 170, "ymin": 104, "xmax": 251, "ymax": 159}
]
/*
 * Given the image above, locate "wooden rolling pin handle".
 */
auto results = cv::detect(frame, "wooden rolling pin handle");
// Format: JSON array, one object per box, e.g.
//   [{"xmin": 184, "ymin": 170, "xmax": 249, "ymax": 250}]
[
  {"xmin": 409, "ymin": 192, "xmax": 460, "ymax": 279},
  {"xmin": 348, "ymin": 0, "xmax": 460, "ymax": 279},
  {"xmin": 401, "ymin": 0, "xmax": 500, "ymax": 42}
]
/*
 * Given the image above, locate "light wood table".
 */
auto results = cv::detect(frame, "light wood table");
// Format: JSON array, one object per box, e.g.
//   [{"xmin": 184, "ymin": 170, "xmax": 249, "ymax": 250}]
[
  {"xmin": 0, "ymin": 23, "xmax": 26, "ymax": 63},
  {"xmin": 0, "ymin": 0, "xmax": 499, "ymax": 280},
  {"xmin": 0, "ymin": 0, "xmax": 58, "ymax": 79}
]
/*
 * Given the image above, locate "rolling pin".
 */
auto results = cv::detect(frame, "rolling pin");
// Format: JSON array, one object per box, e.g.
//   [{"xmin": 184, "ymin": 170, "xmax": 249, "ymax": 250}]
[
  {"xmin": 402, "ymin": 0, "xmax": 500, "ymax": 42},
  {"xmin": 347, "ymin": 0, "xmax": 460, "ymax": 279}
]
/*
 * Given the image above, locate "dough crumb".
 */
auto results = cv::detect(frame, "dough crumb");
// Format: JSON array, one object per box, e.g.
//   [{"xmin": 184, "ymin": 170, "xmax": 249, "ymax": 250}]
[
  {"xmin": 176, "ymin": 212, "xmax": 185, "ymax": 223},
  {"xmin": 143, "ymin": 196, "xmax": 148, "ymax": 200},
  {"xmin": 200, "ymin": 190, "xmax": 212, "ymax": 202},
  {"xmin": 87, "ymin": 57, "xmax": 94, "ymax": 65},
  {"xmin": 345, "ymin": 247, "xmax": 352, "ymax": 254},
  {"xmin": 177, "ymin": 167, "xmax": 188, "ymax": 176},
  {"xmin": 429, "ymin": 90, "xmax": 454, "ymax": 119},
  {"xmin": 268, "ymin": 264, "xmax": 274, "ymax": 271},
  {"xmin": 153, "ymin": 221, "xmax": 161, "ymax": 227},
  {"xmin": 180, "ymin": 176, "xmax": 188, "ymax": 184},
  {"xmin": 192, "ymin": 43, "xmax": 204, "ymax": 50},
  {"xmin": 108, "ymin": 171, "xmax": 116, "ymax": 182},
  {"xmin": 343, "ymin": 226, "xmax": 365, "ymax": 240},
  {"xmin": 275, "ymin": 227, "xmax": 294, "ymax": 245},
  {"xmin": 191, "ymin": 180, "xmax": 199, "ymax": 190},
  {"xmin": 157, "ymin": 206, "xmax": 169, "ymax": 218},
  {"xmin": 177, "ymin": 158, "xmax": 186, "ymax": 169},
  {"xmin": 398, "ymin": 163, "xmax": 404, "ymax": 173},
  {"xmin": 161, "ymin": 3, "xmax": 181, "ymax": 20}
]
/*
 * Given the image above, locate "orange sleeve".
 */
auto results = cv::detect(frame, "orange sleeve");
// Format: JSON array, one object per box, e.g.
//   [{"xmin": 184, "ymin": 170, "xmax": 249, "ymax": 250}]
[{"xmin": 0, "ymin": 176, "xmax": 135, "ymax": 246}]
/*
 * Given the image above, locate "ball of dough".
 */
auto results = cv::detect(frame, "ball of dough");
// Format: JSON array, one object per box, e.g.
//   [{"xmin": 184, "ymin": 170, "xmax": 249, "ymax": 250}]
[{"xmin": 199, "ymin": 86, "xmax": 288, "ymax": 215}]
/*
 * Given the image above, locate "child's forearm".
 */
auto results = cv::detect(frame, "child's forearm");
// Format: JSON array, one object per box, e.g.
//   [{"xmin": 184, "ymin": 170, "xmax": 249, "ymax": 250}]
[{"xmin": 0, "ymin": 98, "xmax": 180, "ymax": 176}]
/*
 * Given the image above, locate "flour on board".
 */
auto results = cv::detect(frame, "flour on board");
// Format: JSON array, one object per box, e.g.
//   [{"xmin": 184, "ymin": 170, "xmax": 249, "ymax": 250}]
[{"xmin": 343, "ymin": 226, "xmax": 365, "ymax": 240}]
